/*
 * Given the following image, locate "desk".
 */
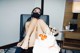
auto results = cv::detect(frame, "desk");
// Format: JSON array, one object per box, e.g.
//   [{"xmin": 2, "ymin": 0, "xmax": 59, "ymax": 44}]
[
  {"xmin": 62, "ymin": 31, "xmax": 80, "ymax": 50},
  {"xmin": 64, "ymin": 31, "xmax": 80, "ymax": 40}
]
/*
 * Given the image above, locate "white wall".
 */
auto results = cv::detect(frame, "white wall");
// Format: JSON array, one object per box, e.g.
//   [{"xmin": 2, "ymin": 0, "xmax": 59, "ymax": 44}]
[
  {"xmin": 0, "ymin": 0, "xmax": 36, "ymax": 46},
  {"xmin": 34, "ymin": 0, "xmax": 41, "ymax": 8},
  {"xmin": 44, "ymin": 0, "xmax": 66, "ymax": 40}
]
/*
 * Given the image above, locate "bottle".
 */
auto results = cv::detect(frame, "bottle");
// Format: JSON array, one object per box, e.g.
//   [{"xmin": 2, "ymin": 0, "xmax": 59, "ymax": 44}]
[{"xmin": 65, "ymin": 22, "xmax": 70, "ymax": 30}]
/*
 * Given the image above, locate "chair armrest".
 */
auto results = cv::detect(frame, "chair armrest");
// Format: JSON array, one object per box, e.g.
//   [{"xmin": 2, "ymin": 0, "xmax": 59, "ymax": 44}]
[{"xmin": 0, "ymin": 42, "xmax": 19, "ymax": 49}]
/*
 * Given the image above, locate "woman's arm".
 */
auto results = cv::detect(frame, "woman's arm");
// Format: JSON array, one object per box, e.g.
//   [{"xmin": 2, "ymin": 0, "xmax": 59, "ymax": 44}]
[
  {"xmin": 20, "ymin": 18, "xmax": 38, "ymax": 49},
  {"xmin": 24, "ymin": 18, "xmax": 38, "ymax": 38},
  {"xmin": 38, "ymin": 19, "xmax": 50, "ymax": 34},
  {"xmin": 17, "ymin": 21, "xmax": 30, "ymax": 47},
  {"xmin": 25, "ymin": 21, "xmax": 30, "ymax": 33}
]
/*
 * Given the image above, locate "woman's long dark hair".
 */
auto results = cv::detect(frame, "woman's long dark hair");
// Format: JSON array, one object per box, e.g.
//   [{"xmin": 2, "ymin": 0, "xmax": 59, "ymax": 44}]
[{"xmin": 31, "ymin": 7, "xmax": 41, "ymax": 15}]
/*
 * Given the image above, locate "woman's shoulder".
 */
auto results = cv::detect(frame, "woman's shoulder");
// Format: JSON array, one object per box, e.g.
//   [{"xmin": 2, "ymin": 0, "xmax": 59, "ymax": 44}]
[{"xmin": 25, "ymin": 21, "xmax": 30, "ymax": 25}]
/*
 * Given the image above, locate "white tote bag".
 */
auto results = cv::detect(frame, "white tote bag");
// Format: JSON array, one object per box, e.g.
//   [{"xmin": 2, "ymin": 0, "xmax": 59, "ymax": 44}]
[{"xmin": 33, "ymin": 31, "xmax": 60, "ymax": 53}]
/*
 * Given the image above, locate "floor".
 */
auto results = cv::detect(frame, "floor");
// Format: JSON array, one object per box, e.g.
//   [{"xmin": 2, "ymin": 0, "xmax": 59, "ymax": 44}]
[{"xmin": 0, "ymin": 46, "xmax": 80, "ymax": 53}]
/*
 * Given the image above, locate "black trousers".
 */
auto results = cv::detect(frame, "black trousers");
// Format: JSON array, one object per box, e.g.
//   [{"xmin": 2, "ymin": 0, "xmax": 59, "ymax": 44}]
[{"xmin": 20, "ymin": 47, "xmax": 33, "ymax": 53}]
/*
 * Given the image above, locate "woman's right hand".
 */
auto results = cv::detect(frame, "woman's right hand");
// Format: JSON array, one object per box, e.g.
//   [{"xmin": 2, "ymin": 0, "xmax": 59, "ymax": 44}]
[{"xmin": 17, "ymin": 41, "xmax": 23, "ymax": 47}]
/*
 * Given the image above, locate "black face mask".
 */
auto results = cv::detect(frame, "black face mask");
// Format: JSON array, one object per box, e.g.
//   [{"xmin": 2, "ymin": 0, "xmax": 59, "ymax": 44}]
[{"xmin": 31, "ymin": 13, "xmax": 41, "ymax": 19}]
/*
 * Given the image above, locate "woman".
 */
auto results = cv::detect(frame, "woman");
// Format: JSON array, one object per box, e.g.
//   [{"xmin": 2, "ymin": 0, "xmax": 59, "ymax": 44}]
[
  {"xmin": 17, "ymin": 7, "xmax": 60, "ymax": 53},
  {"xmin": 17, "ymin": 7, "xmax": 50, "ymax": 49}
]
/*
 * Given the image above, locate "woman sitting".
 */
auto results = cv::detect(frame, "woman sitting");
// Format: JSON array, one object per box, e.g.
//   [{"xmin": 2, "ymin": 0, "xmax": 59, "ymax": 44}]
[{"xmin": 17, "ymin": 7, "xmax": 60, "ymax": 53}]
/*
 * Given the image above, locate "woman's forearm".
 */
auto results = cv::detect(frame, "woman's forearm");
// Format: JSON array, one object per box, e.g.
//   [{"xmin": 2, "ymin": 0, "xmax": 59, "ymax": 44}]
[
  {"xmin": 23, "ymin": 18, "xmax": 38, "ymax": 41},
  {"xmin": 38, "ymin": 19, "xmax": 50, "ymax": 34}
]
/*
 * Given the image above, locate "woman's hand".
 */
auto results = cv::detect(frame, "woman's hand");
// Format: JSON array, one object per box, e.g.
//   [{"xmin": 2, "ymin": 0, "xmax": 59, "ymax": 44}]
[{"xmin": 17, "ymin": 40, "xmax": 23, "ymax": 47}]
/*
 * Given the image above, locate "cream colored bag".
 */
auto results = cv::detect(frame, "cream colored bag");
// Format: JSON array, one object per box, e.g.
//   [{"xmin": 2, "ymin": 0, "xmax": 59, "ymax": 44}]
[{"xmin": 33, "ymin": 31, "xmax": 60, "ymax": 53}]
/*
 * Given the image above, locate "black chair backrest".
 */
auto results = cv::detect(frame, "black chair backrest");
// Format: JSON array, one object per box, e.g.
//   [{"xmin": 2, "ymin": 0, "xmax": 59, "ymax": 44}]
[{"xmin": 19, "ymin": 14, "xmax": 49, "ymax": 41}]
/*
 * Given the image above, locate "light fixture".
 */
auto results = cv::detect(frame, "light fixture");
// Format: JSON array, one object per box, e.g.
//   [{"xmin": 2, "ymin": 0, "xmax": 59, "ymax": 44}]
[{"xmin": 72, "ymin": 0, "xmax": 80, "ymax": 13}]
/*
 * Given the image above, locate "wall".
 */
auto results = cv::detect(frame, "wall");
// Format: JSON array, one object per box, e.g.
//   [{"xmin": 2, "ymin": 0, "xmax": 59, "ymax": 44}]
[
  {"xmin": 0, "ymin": 0, "xmax": 66, "ymax": 46},
  {"xmin": 34, "ymin": 0, "xmax": 41, "ymax": 8},
  {"xmin": 44, "ymin": 0, "xmax": 66, "ymax": 40},
  {"xmin": 0, "ymin": 0, "xmax": 35, "ymax": 46}
]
